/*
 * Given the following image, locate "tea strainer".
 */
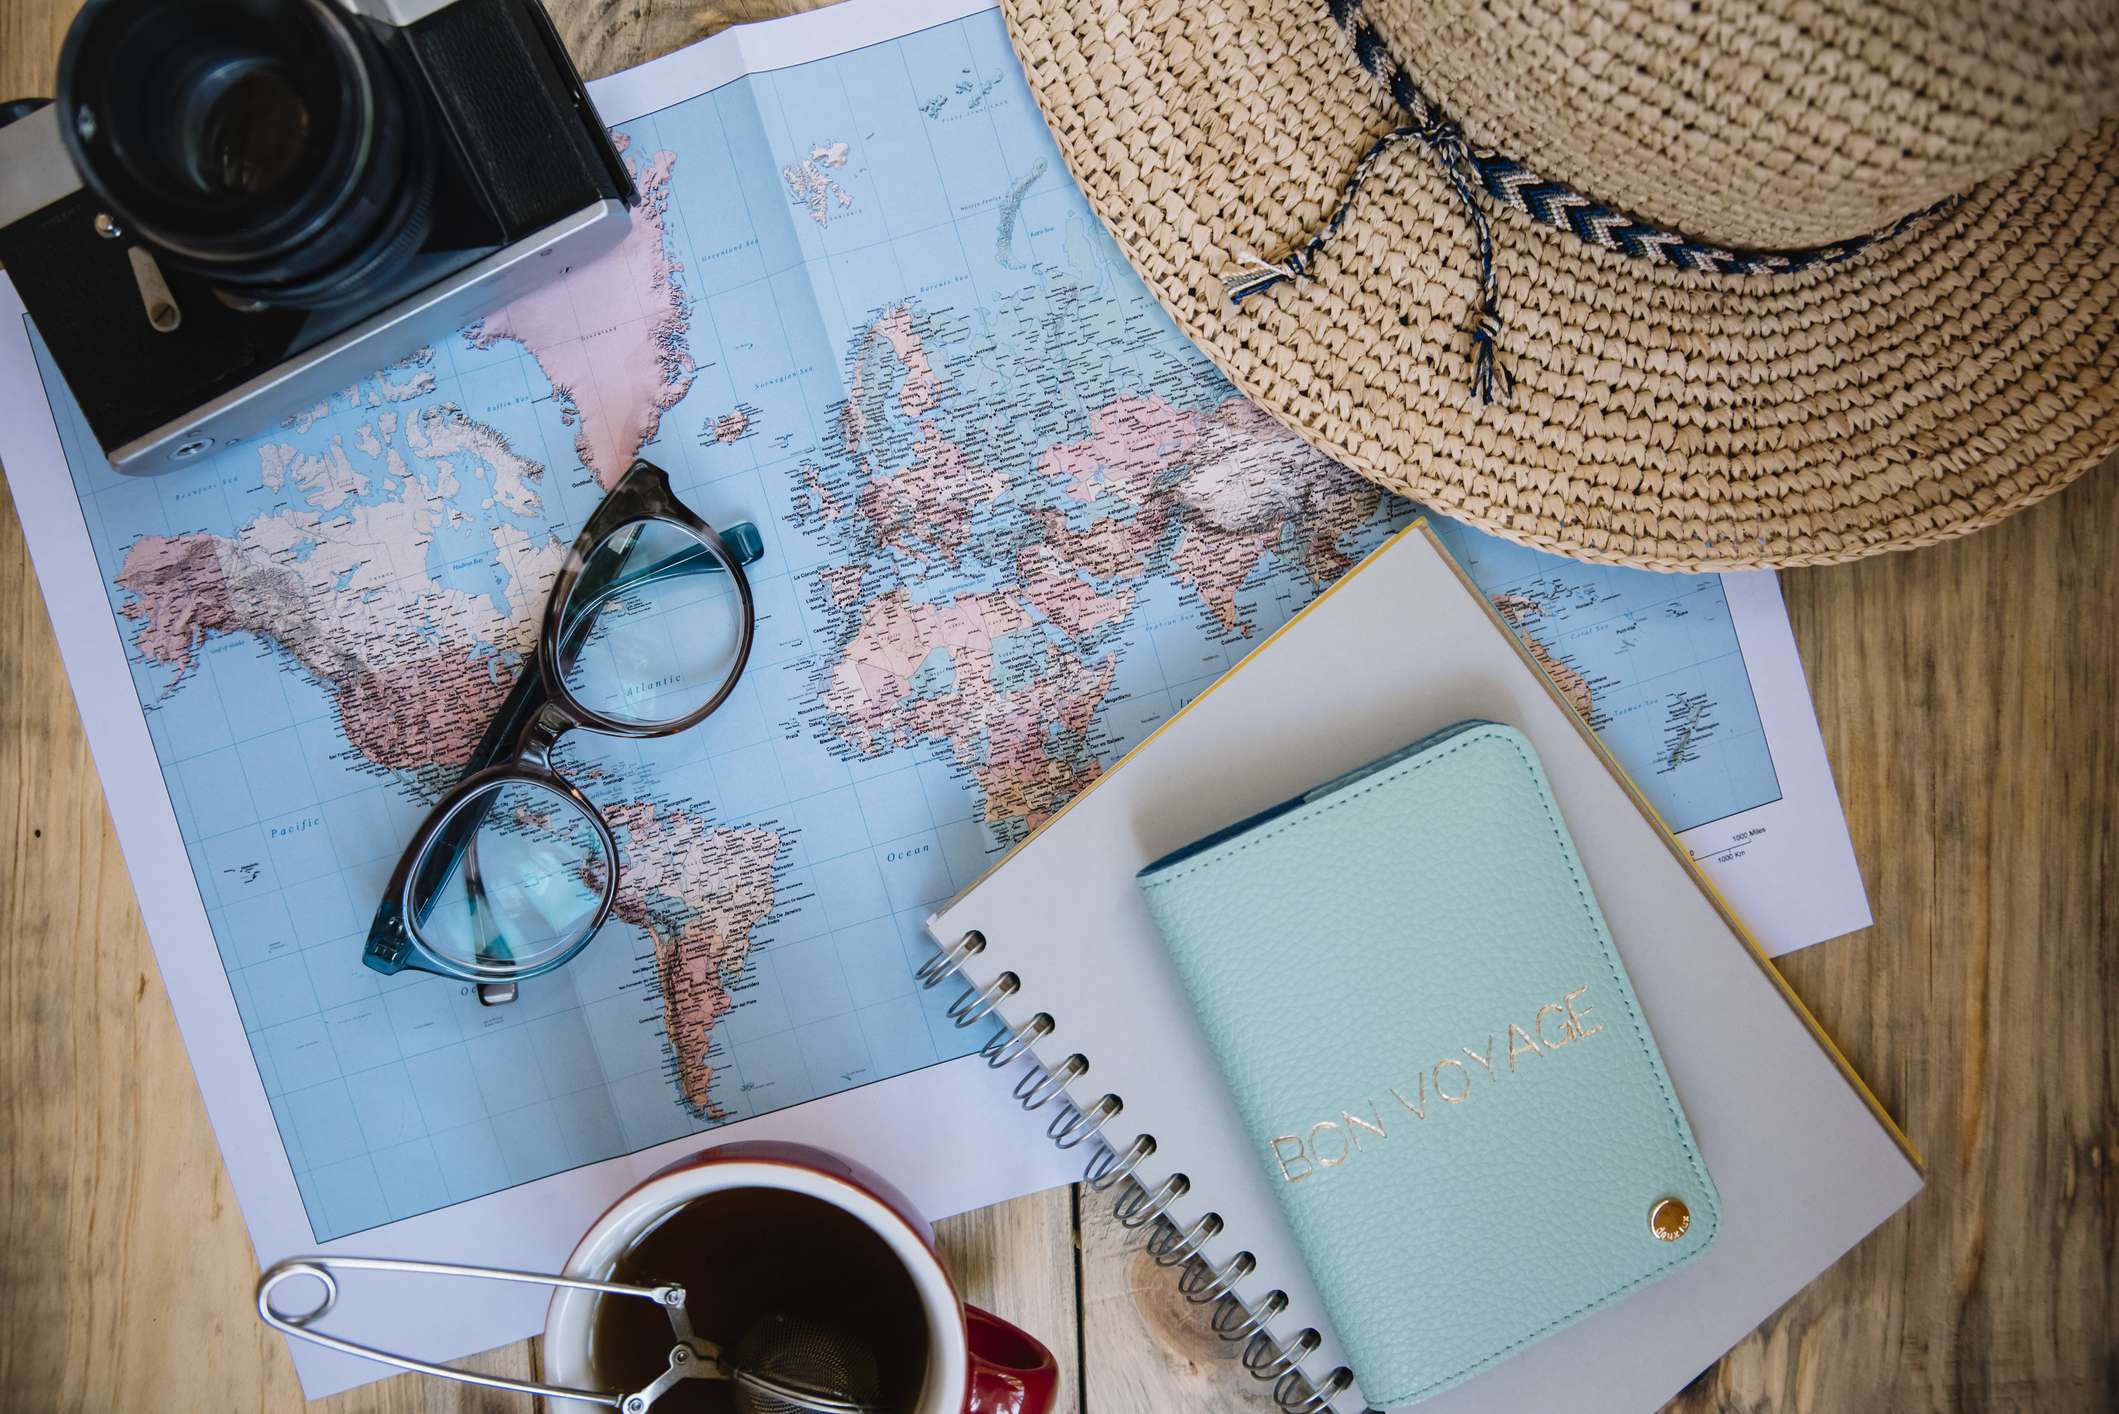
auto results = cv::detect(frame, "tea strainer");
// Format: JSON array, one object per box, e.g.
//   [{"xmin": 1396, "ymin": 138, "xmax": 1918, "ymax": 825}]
[{"xmin": 256, "ymin": 1254, "xmax": 888, "ymax": 1413}]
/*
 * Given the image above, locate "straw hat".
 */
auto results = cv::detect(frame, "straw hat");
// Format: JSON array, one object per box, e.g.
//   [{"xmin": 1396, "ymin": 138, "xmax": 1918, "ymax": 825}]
[{"xmin": 1000, "ymin": 0, "xmax": 2119, "ymax": 568}]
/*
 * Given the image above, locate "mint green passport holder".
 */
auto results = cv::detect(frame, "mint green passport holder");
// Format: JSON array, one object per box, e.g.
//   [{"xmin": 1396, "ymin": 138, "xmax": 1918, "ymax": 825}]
[{"xmin": 1137, "ymin": 721, "xmax": 1720, "ymax": 1407}]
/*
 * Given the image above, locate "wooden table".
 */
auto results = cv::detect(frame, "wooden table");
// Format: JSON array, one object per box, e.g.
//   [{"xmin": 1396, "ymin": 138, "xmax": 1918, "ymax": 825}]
[{"xmin": 2, "ymin": 1, "xmax": 2114, "ymax": 1409}]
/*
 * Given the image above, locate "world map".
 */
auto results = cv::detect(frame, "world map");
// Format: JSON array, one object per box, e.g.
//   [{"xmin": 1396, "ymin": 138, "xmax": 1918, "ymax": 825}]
[{"xmin": 36, "ymin": 8, "xmax": 1777, "ymax": 1242}]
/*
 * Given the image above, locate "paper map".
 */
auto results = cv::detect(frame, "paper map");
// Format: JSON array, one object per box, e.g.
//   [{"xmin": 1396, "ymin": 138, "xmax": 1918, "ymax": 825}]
[{"xmin": 0, "ymin": 0, "xmax": 1867, "ymax": 1393}]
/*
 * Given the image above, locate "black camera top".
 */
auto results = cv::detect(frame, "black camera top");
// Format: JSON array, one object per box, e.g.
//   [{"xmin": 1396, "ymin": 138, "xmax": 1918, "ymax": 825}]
[{"xmin": 0, "ymin": 0, "xmax": 635, "ymax": 473}]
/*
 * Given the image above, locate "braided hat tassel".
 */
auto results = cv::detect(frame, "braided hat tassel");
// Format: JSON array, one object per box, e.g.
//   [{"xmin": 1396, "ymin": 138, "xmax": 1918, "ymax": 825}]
[{"xmin": 1221, "ymin": 122, "xmax": 1515, "ymax": 403}]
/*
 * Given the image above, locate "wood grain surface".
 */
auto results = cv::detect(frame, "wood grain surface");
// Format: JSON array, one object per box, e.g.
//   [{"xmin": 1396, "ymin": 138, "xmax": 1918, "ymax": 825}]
[{"xmin": 0, "ymin": 1, "xmax": 2114, "ymax": 1410}]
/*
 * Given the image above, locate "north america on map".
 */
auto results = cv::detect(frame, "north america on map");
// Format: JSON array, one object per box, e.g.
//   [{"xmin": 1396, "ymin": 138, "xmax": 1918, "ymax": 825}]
[{"xmin": 50, "ymin": 7, "xmax": 1778, "ymax": 1242}]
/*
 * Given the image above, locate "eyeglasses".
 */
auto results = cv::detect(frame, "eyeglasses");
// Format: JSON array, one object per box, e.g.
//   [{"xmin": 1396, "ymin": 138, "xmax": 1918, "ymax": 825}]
[{"xmin": 361, "ymin": 458, "xmax": 762, "ymax": 1004}]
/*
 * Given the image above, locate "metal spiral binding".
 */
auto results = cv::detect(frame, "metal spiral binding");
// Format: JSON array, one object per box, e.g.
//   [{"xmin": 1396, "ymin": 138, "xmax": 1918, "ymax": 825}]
[
  {"xmin": 1177, "ymin": 1247, "xmax": 1254, "ymax": 1304},
  {"xmin": 1277, "ymin": 1364, "xmax": 1355, "ymax": 1413},
  {"xmin": 1145, "ymin": 1211, "xmax": 1223, "ymax": 1267},
  {"xmin": 1112, "ymin": 1171, "xmax": 1189, "ymax": 1229},
  {"xmin": 945, "ymin": 970, "xmax": 1017, "ymax": 1028},
  {"xmin": 918, "ymin": 932, "xmax": 1359, "ymax": 1412},
  {"xmin": 1215, "ymin": 1287, "xmax": 1287, "ymax": 1342},
  {"xmin": 1084, "ymin": 1134, "xmax": 1153, "ymax": 1191},
  {"xmin": 980, "ymin": 1012, "xmax": 1052, "ymax": 1068},
  {"xmin": 1246, "ymin": 1324, "xmax": 1321, "ymax": 1378},
  {"xmin": 918, "ymin": 929, "xmax": 983, "ymax": 988},
  {"xmin": 1012, "ymin": 1053, "xmax": 1086, "ymax": 1110},
  {"xmin": 1048, "ymin": 1093, "xmax": 1121, "ymax": 1149}
]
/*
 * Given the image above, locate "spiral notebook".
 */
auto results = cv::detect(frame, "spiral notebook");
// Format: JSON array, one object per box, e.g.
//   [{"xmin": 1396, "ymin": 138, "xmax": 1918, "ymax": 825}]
[{"xmin": 921, "ymin": 521, "xmax": 1923, "ymax": 1412}]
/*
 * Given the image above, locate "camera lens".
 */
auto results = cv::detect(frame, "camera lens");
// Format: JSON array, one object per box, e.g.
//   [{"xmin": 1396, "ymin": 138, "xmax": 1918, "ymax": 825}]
[
  {"xmin": 58, "ymin": 0, "xmax": 437, "ymax": 309},
  {"xmin": 180, "ymin": 60, "xmax": 312, "ymax": 198}
]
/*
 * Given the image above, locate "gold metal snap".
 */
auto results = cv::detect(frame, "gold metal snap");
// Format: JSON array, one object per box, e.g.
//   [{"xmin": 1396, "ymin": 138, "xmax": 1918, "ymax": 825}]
[{"xmin": 1649, "ymin": 1196, "xmax": 1691, "ymax": 1241}]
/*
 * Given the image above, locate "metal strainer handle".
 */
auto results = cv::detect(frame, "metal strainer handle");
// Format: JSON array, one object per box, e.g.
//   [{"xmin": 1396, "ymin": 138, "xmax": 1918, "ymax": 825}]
[
  {"xmin": 256, "ymin": 1254, "xmax": 700, "ymax": 1411},
  {"xmin": 732, "ymin": 1367, "xmax": 889, "ymax": 1414}
]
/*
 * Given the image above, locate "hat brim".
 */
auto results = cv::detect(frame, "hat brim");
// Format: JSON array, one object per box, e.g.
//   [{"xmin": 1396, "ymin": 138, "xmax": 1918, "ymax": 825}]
[{"xmin": 1001, "ymin": 0, "xmax": 2119, "ymax": 569}]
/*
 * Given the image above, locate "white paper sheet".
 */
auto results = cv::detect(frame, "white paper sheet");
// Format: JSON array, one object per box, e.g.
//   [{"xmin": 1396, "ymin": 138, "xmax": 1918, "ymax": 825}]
[{"xmin": 1671, "ymin": 570, "xmax": 1872, "ymax": 949}]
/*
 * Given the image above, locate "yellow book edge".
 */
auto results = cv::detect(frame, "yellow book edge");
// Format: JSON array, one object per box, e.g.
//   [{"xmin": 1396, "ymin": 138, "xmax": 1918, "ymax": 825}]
[{"xmin": 946, "ymin": 518, "xmax": 1923, "ymax": 1173}]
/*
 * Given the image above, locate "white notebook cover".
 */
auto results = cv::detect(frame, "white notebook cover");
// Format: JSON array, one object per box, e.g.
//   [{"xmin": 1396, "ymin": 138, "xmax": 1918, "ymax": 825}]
[{"xmin": 926, "ymin": 522, "xmax": 1921, "ymax": 1412}]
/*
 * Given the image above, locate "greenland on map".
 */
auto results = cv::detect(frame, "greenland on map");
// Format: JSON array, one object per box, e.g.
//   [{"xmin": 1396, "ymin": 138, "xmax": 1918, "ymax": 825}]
[{"xmin": 29, "ymin": 5, "xmax": 1781, "ymax": 1243}]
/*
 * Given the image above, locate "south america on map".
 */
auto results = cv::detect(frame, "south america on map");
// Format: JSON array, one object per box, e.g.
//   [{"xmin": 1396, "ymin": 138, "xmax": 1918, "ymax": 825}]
[{"xmin": 37, "ymin": 6, "xmax": 1778, "ymax": 1242}]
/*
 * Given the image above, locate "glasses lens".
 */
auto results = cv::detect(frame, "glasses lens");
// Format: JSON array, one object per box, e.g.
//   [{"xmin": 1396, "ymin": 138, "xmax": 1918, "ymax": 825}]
[
  {"xmin": 557, "ymin": 518, "xmax": 750, "ymax": 728},
  {"xmin": 405, "ymin": 779, "xmax": 611, "ymax": 978}
]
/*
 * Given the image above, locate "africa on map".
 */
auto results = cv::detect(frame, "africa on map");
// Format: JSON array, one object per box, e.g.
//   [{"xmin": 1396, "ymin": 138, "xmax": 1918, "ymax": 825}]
[{"xmin": 37, "ymin": 7, "xmax": 1778, "ymax": 1242}]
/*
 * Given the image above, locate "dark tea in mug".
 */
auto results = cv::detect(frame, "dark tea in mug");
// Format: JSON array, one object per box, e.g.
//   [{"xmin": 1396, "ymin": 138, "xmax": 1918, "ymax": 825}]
[{"xmin": 587, "ymin": 1185, "xmax": 932, "ymax": 1412}]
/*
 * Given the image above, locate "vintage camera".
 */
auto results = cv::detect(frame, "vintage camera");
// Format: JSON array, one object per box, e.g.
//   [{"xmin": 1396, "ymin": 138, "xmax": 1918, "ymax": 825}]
[{"xmin": 0, "ymin": 0, "xmax": 634, "ymax": 473}]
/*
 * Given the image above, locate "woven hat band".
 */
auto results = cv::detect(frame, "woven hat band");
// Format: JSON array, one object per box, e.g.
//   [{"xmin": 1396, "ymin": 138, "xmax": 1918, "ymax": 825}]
[
  {"xmin": 1366, "ymin": 0, "xmax": 2119, "ymax": 251},
  {"xmin": 1230, "ymin": 1, "xmax": 1959, "ymax": 402}
]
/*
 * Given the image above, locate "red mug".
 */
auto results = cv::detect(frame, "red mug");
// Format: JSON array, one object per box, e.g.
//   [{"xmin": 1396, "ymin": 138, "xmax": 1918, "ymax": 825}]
[{"xmin": 542, "ymin": 1140, "xmax": 1060, "ymax": 1414}]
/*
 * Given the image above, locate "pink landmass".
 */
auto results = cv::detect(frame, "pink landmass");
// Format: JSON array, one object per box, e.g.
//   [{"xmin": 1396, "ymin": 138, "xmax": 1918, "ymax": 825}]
[
  {"xmin": 857, "ymin": 423, "xmax": 1004, "ymax": 565},
  {"xmin": 822, "ymin": 588, "xmax": 1112, "ymax": 831},
  {"xmin": 713, "ymin": 409, "xmax": 751, "ymax": 443},
  {"xmin": 334, "ymin": 649, "xmax": 514, "ymax": 772},
  {"xmin": 821, "ymin": 308, "xmax": 998, "ymax": 565},
  {"xmin": 1034, "ymin": 506, "xmax": 1167, "ymax": 583},
  {"xmin": 822, "ymin": 590, "xmax": 1024, "ymax": 723},
  {"xmin": 810, "ymin": 335, "xmax": 1379, "ymax": 832},
  {"xmin": 817, "ymin": 563, "xmax": 865, "ymax": 608},
  {"xmin": 604, "ymin": 802, "xmax": 781, "ymax": 1115},
  {"xmin": 1014, "ymin": 393, "xmax": 1373, "ymax": 638},
  {"xmin": 115, "ymin": 416, "xmax": 567, "ymax": 778},
  {"xmin": 117, "ymin": 535, "xmax": 235, "ymax": 681},
  {"xmin": 1161, "ymin": 398, "xmax": 1382, "ymax": 632},
  {"xmin": 873, "ymin": 307, "xmax": 939, "ymax": 419},
  {"xmin": 1017, "ymin": 544, "xmax": 1135, "ymax": 638},
  {"xmin": 839, "ymin": 306, "xmax": 941, "ymax": 455},
  {"xmin": 1172, "ymin": 527, "xmax": 1275, "ymax": 635},
  {"xmin": 471, "ymin": 135, "xmax": 693, "ymax": 489},
  {"xmin": 884, "ymin": 393, "xmax": 1188, "ymax": 639},
  {"xmin": 977, "ymin": 647, "xmax": 1113, "ymax": 829},
  {"xmin": 1494, "ymin": 595, "xmax": 1595, "ymax": 717},
  {"xmin": 1037, "ymin": 394, "xmax": 1199, "ymax": 504}
]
